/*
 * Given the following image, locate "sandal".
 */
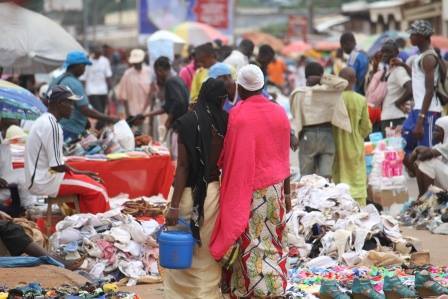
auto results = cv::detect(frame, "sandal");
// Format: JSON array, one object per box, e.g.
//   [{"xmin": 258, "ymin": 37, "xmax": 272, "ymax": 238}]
[
  {"xmin": 352, "ymin": 278, "xmax": 385, "ymax": 299},
  {"xmin": 319, "ymin": 279, "xmax": 350, "ymax": 299},
  {"xmin": 415, "ymin": 270, "xmax": 448, "ymax": 297},
  {"xmin": 383, "ymin": 275, "xmax": 417, "ymax": 298}
]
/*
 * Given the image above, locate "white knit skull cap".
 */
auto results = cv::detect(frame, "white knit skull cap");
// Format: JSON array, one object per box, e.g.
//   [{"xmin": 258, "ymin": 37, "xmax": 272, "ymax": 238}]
[{"xmin": 236, "ymin": 64, "xmax": 264, "ymax": 91}]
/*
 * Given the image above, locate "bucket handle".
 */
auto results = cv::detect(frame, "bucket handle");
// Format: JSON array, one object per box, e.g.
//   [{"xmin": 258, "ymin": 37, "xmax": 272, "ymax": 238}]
[{"xmin": 156, "ymin": 218, "xmax": 191, "ymax": 243}]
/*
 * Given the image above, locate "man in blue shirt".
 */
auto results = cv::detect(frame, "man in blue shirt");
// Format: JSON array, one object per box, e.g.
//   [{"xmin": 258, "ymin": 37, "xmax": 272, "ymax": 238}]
[
  {"xmin": 50, "ymin": 51, "xmax": 119, "ymax": 142},
  {"xmin": 340, "ymin": 32, "xmax": 369, "ymax": 95}
]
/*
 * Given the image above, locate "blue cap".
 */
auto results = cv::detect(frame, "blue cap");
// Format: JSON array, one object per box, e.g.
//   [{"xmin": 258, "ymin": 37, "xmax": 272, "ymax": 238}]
[
  {"xmin": 209, "ymin": 63, "xmax": 232, "ymax": 79},
  {"xmin": 64, "ymin": 51, "xmax": 92, "ymax": 68}
]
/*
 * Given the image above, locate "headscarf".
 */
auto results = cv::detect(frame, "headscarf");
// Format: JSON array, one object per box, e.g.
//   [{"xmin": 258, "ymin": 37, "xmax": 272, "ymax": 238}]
[
  {"xmin": 209, "ymin": 62, "xmax": 232, "ymax": 79},
  {"xmin": 435, "ymin": 116, "xmax": 448, "ymax": 144},
  {"xmin": 173, "ymin": 78, "xmax": 228, "ymax": 243}
]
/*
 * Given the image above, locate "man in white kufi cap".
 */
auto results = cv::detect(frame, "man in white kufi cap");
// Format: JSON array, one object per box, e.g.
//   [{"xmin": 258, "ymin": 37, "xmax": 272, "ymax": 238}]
[{"xmin": 236, "ymin": 64, "xmax": 265, "ymax": 93}]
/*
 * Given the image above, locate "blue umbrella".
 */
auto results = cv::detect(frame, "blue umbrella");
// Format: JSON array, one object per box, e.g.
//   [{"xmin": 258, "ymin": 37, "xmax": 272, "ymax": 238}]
[
  {"xmin": 0, "ymin": 79, "xmax": 47, "ymax": 120},
  {"xmin": 367, "ymin": 31, "xmax": 409, "ymax": 57}
]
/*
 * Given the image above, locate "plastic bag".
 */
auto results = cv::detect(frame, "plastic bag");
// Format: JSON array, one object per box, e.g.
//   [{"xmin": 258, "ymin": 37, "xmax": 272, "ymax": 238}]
[{"xmin": 113, "ymin": 120, "xmax": 135, "ymax": 150}]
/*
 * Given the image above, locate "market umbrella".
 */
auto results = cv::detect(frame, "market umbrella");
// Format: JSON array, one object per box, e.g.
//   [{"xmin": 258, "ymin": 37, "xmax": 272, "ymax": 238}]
[
  {"xmin": 149, "ymin": 30, "xmax": 186, "ymax": 44},
  {"xmin": 0, "ymin": 2, "xmax": 84, "ymax": 74},
  {"xmin": 313, "ymin": 41, "xmax": 340, "ymax": 52},
  {"xmin": 282, "ymin": 40, "xmax": 312, "ymax": 57},
  {"xmin": 172, "ymin": 22, "xmax": 228, "ymax": 46},
  {"xmin": 366, "ymin": 31, "xmax": 409, "ymax": 57},
  {"xmin": 0, "ymin": 80, "xmax": 47, "ymax": 120},
  {"xmin": 356, "ymin": 33, "xmax": 378, "ymax": 53},
  {"xmin": 242, "ymin": 31, "xmax": 284, "ymax": 52},
  {"xmin": 148, "ymin": 30, "xmax": 186, "ymax": 54},
  {"xmin": 432, "ymin": 35, "xmax": 448, "ymax": 50}
]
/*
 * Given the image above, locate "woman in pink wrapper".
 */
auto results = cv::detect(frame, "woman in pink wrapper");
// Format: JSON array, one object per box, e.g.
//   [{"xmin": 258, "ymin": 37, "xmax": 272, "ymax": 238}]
[{"xmin": 209, "ymin": 64, "xmax": 291, "ymax": 298}]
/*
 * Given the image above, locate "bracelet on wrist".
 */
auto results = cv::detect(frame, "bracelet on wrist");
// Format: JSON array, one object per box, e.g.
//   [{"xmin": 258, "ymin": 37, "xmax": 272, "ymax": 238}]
[{"xmin": 169, "ymin": 207, "xmax": 179, "ymax": 210}]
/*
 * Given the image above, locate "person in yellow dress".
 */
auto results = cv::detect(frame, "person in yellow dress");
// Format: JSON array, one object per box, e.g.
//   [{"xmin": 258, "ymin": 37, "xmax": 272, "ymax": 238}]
[{"xmin": 333, "ymin": 67, "xmax": 372, "ymax": 205}]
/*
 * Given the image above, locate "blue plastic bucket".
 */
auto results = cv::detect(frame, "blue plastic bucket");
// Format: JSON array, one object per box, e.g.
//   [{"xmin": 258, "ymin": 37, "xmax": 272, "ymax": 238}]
[{"xmin": 158, "ymin": 220, "xmax": 195, "ymax": 269}]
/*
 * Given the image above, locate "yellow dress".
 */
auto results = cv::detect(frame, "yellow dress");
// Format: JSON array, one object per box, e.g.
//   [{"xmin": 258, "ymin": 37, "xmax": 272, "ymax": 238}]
[
  {"xmin": 332, "ymin": 91, "xmax": 372, "ymax": 205},
  {"xmin": 163, "ymin": 182, "xmax": 222, "ymax": 299}
]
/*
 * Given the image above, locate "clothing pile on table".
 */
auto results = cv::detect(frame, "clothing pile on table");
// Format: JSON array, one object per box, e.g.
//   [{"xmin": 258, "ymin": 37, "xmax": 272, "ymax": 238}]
[
  {"xmin": 63, "ymin": 145, "xmax": 168, "ymax": 162},
  {"xmin": 398, "ymin": 185, "xmax": 448, "ymax": 235},
  {"xmin": 0, "ymin": 282, "xmax": 139, "ymax": 299},
  {"xmin": 49, "ymin": 210, "xmax": 161, "ymax": 286},
  {"xmin": 285, "ymin": 265, "xmax": 448, "ymax": 298},
  {"xmin": 287, "ymin": 175, "xmax": 421, "ymax": 267},
  {"xmin": 64, "ymin": 120, "xmax": 169, "ymax": 158}
]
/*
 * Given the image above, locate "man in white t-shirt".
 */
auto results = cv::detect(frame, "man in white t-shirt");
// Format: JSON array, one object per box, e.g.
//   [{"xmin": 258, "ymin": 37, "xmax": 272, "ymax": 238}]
[
  {"xmin": 80, "ymin": 46, "xmax": 112, "ymax": 129},
  {"xmin": 380, "ymin": 40, "xmax": 412, "ymax": 135},
  {"xmin": 25, "ymin": 85, "xmax": 110, "ymax": 214}
]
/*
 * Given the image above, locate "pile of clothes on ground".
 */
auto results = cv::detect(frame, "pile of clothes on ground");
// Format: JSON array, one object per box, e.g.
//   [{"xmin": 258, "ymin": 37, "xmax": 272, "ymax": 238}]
[
  {"xmin": 398, "ymin": 185, "xmax": 448, "ymax": 235},
  {"xmin": 0, "ymin": 282, "xmax": 139, "ymax": 299},
  {"xmin": 285, "ymin": 265, "xmax": 448, "ymax": 298},
  {"xmin": 287, "ymin": 175, "xmax": 421, "ymax": 267},
  {"xmin": 285, "ymin": 175, "xmax": 429, "ymax": 297},
  {"xmin": 49, "ymin": 210, "xmax": 161, "ymax": 286}
]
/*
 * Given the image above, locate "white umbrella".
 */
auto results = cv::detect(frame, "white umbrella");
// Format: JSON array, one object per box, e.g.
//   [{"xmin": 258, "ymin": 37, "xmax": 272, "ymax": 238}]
[
  {"xmin": 148, "ymin": 30, "xmax": 186, "ymax": 54},
  {"xmin": 0, "ymin": 3, "xmax": 84, "ymax": 74},
  {"xmin": 148, "ymin": 30, "xmax": 186, "ymax": 44}
]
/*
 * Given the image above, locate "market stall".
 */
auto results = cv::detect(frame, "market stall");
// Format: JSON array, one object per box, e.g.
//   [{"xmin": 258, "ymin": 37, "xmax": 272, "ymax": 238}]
[
  {"xmin": 13, "ymin": 155, "xmax": 174, "ymax": 199},
  {"xmin": 68, "ymin": 156, "xmax": 174, "ymax": 199}
]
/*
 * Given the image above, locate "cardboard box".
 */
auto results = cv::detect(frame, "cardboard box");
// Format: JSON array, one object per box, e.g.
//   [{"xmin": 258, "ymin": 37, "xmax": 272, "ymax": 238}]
[
  {"xmin": 411, "ymin": 251, "xmax": 431, "ymax": 266},
  {"xmin": 372, "ymin": 188, "xmax": 409, "ymax": 207}
]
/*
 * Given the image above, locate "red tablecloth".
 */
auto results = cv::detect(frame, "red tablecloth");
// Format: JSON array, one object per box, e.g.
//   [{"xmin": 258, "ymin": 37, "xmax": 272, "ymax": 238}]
[{"xmin": 13, "ymin": 156, "xmax": 174, "ymax": 199}]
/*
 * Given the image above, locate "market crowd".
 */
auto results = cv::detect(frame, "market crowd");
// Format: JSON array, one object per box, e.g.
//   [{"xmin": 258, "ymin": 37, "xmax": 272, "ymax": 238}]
[{"xmin": 1, "ymin": 18, "xmax": 448, "ymax": 298}]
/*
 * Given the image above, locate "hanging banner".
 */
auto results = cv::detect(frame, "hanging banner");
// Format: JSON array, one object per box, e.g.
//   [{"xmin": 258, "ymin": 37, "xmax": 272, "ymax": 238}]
[{"xmin": 138, "ymin": 0, "xmax": 233, "ymax": 39}]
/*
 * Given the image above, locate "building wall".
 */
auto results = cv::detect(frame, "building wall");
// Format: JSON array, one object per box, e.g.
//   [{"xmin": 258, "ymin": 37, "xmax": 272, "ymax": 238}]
[{"xmin": 342, "ymin": 0, "xmax": 446, "ymax": 35}]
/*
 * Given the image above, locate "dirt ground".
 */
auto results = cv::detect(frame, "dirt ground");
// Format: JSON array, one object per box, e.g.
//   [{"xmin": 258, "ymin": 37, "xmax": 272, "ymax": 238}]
[{"xmin": 0, "ymin": 265, "xmax": 165, "ymax": 298}]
